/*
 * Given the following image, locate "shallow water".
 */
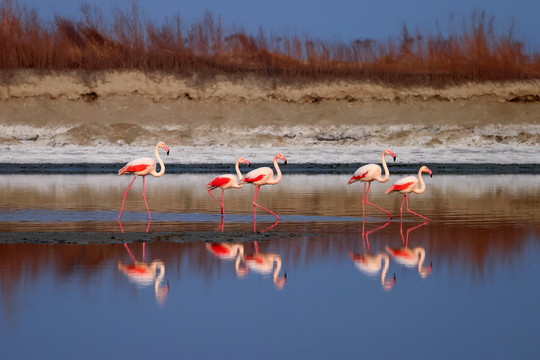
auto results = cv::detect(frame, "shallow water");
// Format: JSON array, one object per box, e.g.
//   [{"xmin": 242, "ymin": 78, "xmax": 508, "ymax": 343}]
[{"xmin": 1, "ymin": 174, "xmax": 539, "ymax": 359}]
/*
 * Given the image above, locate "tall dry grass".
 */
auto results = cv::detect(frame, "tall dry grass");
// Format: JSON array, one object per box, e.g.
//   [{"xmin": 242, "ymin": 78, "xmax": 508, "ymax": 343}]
[{"xmin": 1, "ymin": 0, "xmax": 539, "ymax": 85}]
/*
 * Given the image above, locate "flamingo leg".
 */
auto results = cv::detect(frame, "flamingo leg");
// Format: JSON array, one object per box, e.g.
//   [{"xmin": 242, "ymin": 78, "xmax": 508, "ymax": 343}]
[
  {"xmin": 208, "ymin": 188, "xmax": 224, "ymax": 215},
  {"xmin": 118, "ymin": 176, "xmax": 137, "ymax": 220},
  {"xmin": 365, "ymin": 182, "xmax": 392, "ymax": 219},
  {"xmin": 221, "ymin": 189, "xmax": 225, "ymax": 216},
  {"xmin": 142, "ymin": 176, "xmax": 151, "ymax": 221},
  {"xmin": 405, "ymin": 194, "xmax": 429, "ymax": 221},
  {"xmin": 253, "ymin": 186, "xmax": 280, "ymax": 220},
  {"xmin": 400, "ymin": 195, "xmax": 407, "ymax": 222}
]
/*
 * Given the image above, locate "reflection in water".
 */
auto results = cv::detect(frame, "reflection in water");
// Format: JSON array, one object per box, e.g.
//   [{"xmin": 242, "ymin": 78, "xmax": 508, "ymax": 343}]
[
  {"xmin": 349, "ymin": 220, "xmax": 396, "ymax": 291},
  {"xmin": 244, "ymin": 242, "xmax": 287, "ymax": 290},
  {"xmin": 207, "ymin": 241, "xmax": 287, "ymax": 290},
  {"xmin": 118, "ymin": 243, "xmax": 169, "ymax": 305},
  {"xmin": 118, "ymin": 218, "xmax": 152, "ymax": 233},
  {"xmin": 386, "ymin": 221, "xmax": 432, "ymax": 278}
]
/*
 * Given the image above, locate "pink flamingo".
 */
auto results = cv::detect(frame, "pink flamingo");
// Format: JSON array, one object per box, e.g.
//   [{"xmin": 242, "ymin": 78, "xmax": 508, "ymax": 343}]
[
  {"xmin": 348, "ymin": 149, "xmax": 396, "ymax": 219},
  {"xmin": 243, "ymin": 242, "xmax": 287, "ymax": 290},
  {"xmin": 386, "ymin": 165, "xmax": 432, "ymax": 221},
  {"xmin": 348, "ymin": 220, "xmax": 396, "ymax": 291},
  {"xmin": 242, "ymin": 153, "xmax": 287, "ymax": 223},
  {"xmin": 386, "ymin": 245, "xmax": 432, "ymax": 279},
  {"xmin": 206, "ymin": 157, "xmax": 250, "ymax": 216},
  {"xmin": 117, "ymin": 141, "xmax": 170, "ymax": 225}
]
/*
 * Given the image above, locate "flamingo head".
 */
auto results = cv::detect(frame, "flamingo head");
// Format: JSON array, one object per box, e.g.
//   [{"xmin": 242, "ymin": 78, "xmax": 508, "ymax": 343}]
[
  {"xmin": 275, "ymin": 153, "xmax": 287, "ymax": 164},
  {"xmin": 420, "ymin": 261, "xmax": 433, "ymax": 278},
  {"xmin": 420, "ymin": 166, "xmax": 432, "ymax": 178},
  {"xmin": 158, "ymin": 141, "xmax": 170, "ymax": 155},
  {"xmin": 385, "ymin": 149, "xmax": 397, "ymax": 162},
  {"xmin": 238, "ymin": 158, "xmax": 250, "ymax": 167},
  {"xmin": 274, "ymin": 273, "xmax": 287, "ymax": 290},
  {"xmin": 383, "ymin": 273, "xmax": 396, "ymax": 292}
]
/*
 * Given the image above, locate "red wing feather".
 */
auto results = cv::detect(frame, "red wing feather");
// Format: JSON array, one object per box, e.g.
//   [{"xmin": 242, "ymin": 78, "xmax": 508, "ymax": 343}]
[
  {"xmin": 209, "ymin": 177, "xmax": 232, "ymax": 188},
  {"xmin": 389, "ymin": 181, "xmax": 413, "ymax": 192},
  {"xmin": 210, "ymin": 244, "xmax": 230, "ymax": 256},
  {"xmin": 244, "ymin": 174, "xmax": 266, "ymax": 182},
  {"xmin": 123, "ymin": 164, "xmax": 150, "ymax": 173}
]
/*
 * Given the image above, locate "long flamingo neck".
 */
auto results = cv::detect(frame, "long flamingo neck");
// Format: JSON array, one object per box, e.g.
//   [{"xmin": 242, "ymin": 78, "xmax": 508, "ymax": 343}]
[
  {"xmin": 416, "ymin": 248, "xmax": 426, "ymax": 272},
  {"xmin": 269, "ymin": 156, "xmax": 282, "ymax": 185},
  {"xmin": 414, "ymin": 168, "xmax": 426, "ymax": 194},
  {"xmin": 380, "ymin": 254, "xmax": 390, "ymax": 285},
  {"xmin": 151, "ymin": 144, "xmax": 165, "ymax": 177},
  {"xmin": 379, "ymin": 151, "xmax": 390, "ymax": 183},
  {"xmin": 273, "ymin": 257, "xmax": 282, "ymax": 283},
  {"xmin": 235, "ymin": 160, "xmax": 243, "ymax": 181}
]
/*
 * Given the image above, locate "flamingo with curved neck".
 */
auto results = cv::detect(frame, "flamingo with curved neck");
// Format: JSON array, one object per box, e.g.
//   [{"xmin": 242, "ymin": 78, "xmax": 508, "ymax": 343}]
[
  {"xmin": 242, "ymin": 153, "xmax": 287, "ymax": 227},
  {"xmin": 386, "ymin": 165, "xmax": 432, "ymax": 221},
  {"xmin": 243, "ymin": 249, "xmax": 287, "ymax": 290},
  {"xmin": 117, "ymin": 141, "xmax": 170, "ymax": 228},
  {"xmin": 386, "ymin": 246, "xmax": 432, "ymax": 279},
  {"xmin": 207, "ymin": 157, "xmax": 250, "ymax": 217},
  {"xmin": 348, "ymin": 149, "xmax": 396, "ymax": 219}
]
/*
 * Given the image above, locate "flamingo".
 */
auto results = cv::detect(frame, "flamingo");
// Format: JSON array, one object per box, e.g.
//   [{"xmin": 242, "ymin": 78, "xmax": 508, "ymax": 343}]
[
  {"xmin": 117, "ymin": 141, "xmax": 170, "ymax": 226},
  {"xmin": 206, "ymin": 158, "xmax": 250, "ymax": 216},
  {"xmin": 386, "ymin": 246, "xmax": 432, "ymax": 279},
  {"xmin": 242, "ymin": 153, "xmax": 287, "ymax": 224},
  {"xmin": 206, "ymin": 242, "xmax": 248, "ymax": 277},
  {"xmin": 118, "ymin": 243, "xmax": 169, "ymax": 305},
  {"xmin": 348, "ymin": 149, "xmax": 396, "ymax": 219},
  {"xmin": 348, "ymin": 220, "xmax": 395, "ymax": 291},
  {"xmin": 244, "ymin": 242, "xmax": 287, "ymax": 290},
  {"xmin": 386, "ymin": 165, "xmax": 432, "ymax": 221}
]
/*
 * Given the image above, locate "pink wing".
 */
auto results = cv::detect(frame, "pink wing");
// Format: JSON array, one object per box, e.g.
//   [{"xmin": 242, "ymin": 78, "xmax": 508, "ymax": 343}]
[
  {"xmin": 208, "ymin": 176, "xmax": 232, "ymax": 188},
  {"xmin": 387, "ymin": 181, "xmax": 414, "ymax": 193}
]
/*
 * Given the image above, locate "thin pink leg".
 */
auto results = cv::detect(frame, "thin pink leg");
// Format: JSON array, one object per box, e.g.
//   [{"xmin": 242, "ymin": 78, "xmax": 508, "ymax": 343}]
[
  {"xmin": 400, "ymin": 195, "xmax": 406, "ymax": 222},
  {"xmin": 142, "ymin": 176, "xmax": 151, "ymax": 221},
  {"xmin": 123, "ymin": 243, "xmax": 137, "ymax": 263},
  {"xmin": 221, "ymin": 189, "xmax": 225, "ymax": 216},
  {"xmin": 208, "ymin": 188, "xmax": 224, "ymax": 215},
  {"xmin": 405, "ymin": 195, "xmax": 429, "ymax": 221},
  {"xmin": 142, "ymin": 242, "xmax": 146, "ymax": 262},
  {"xmin": 119, "ymin": 176, "xmax": 137, "ymax": 220},
  {"xmin": 365, "ymin": 182, "xmax": 392, "ymax": 219},
  {"xmin": 253, "ymin": 186, "xmax": 280, "ymax": 220}
]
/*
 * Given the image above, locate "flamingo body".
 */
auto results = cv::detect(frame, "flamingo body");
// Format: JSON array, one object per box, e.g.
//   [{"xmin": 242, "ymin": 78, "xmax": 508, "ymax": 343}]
[
  {"xmin": 386, "ymin": 165, "xmax": 432, "ymax": 221},
  {"xmin": 243, "ymin": 168, "xmax": 272, "ymax": 185},
  {"xmin": 207, "ymin": 175, "xmax": 234, "ymax": 189},
  {"xmin": 117, "ymin": 141, "xmax": 170, "ymax": 229},
  {"xmin": 347, "ymin": 149, "xmax": 396, "ymax": 219},
  {"xmin": 386, "ymin": 178, "xmax": 416, "ymax": 194},
  {"xmin": 242, "ymin": 153, "xmax": 287, "ymax": 227},
  {"xmin": 118, "ymin": 157, "xmax": 155, "ymax": 176},
  {"xmin": 347, "ymin": 164, "xmax": 379, "ymax": 184},
  {"xmin": 386, "ymin": 246, "xmax": 432, "ymax": 278},
  {"xmin": 207, "ymin": 158, "xmax": 250, "ymax": 216}
]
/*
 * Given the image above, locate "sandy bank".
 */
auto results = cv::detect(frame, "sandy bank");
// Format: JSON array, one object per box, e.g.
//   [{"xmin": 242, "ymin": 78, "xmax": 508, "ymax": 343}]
[{"xmin": 1, "ymin": 69, "xmax": 540, "ymax": 103}]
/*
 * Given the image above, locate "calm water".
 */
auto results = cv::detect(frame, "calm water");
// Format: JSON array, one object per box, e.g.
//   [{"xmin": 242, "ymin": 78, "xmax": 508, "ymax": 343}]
[{"xmin": 1, "ymin": 174, "xmax": 539, "ymax": 359}]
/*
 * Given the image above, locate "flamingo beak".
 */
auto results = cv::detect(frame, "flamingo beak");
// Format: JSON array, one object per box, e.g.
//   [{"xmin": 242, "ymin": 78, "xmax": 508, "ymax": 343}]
[{"xmin": 393, "ymin": 155, "xmax": 396, "ymax": 162}]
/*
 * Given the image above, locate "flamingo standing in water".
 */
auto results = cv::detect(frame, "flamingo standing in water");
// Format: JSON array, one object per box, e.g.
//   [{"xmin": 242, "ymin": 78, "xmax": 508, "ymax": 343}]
[
  {"xmin": 386, "ymin": 165, "xmax": 432, "ymax": 221},
  {"xmin": 242, "ymin": 153, "xmax": 287, "ymax": 223},
  {"xmin": 117, "ymin": 141, "xmax": 170, "ymax": 225},
  {"xmin": 206, "ymin": 158, "xmax": 250, "ymax": 216},
  {"xmin": 347, "ymin": 149, "xmax": 396, "ymax": 219}
]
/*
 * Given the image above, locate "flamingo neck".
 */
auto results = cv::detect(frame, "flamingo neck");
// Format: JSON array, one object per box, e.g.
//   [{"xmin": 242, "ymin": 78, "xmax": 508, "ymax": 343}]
[
  {"xmin": 153, "ymin": 261, "xmax": 165, "ymax": 292},
  {"xmin": 416, "ymin": 248, "xmax": 426, "ymax": 272},
  {"xmin": 150, "ymin": 144, "xmax": 165, "ymax": 177},
  {"xmin": 380, "ymin": 254, "xmax": 390, "ymax": 285},
  {"xmin": 414, "ymin": 168, "xmax": 426, "ymax": 194},
  {"xmin": 378, "ymin": 151, "xmax": 391, "ymax": 183},
  {"xmin": 273, "ymin": 257, "xmax": 282, "ymax": 283},
  {"xmin": 268, "ymin": 155, "xmax": 282, "ymax": 185},
  {"xmin": 235, "ymin": 159, "xmax": 244, "ymax": 182}
]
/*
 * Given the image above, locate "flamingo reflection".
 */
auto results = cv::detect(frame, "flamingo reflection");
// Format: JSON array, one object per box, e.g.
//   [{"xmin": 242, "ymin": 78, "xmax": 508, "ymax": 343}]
[
  {"xmin": 118, "ymin": 243, "xmax": 169, "ymax": 305},
  {"xmin": 206, "ymin": 242, "xmax": 247, "ymax": 275},
  {"xmin": 348, "ymin": 220, "xmax": 396, "ymax": 291},
  {"xmin": 243, "ymin": 241, "xmax": 287, "ymax": 290},
  {"xmin": 386, "ymin": 220, "xmax": 432, "ymax": 278}
]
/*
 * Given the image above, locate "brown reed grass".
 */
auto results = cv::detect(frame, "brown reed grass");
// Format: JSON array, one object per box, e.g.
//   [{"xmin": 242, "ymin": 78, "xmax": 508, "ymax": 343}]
[{"xmin": 1, "ymin": 0, "xmax": 539, "ymax": 86}]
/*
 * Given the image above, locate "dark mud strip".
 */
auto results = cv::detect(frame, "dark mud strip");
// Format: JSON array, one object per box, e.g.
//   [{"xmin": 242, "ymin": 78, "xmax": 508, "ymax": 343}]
[
  {"xmin": 0, "ymin": 231, "xmax": 304, "ymax": 244},
  {"xmin": 0, "ymin": 163, "xmax": 538, "ymax": 174}
]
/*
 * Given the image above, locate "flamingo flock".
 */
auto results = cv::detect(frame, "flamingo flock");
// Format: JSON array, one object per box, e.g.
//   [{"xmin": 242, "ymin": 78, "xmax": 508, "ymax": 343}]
[{"xmin": 116, "ymin": 143, "xmax": 433, "ymax": 232}]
